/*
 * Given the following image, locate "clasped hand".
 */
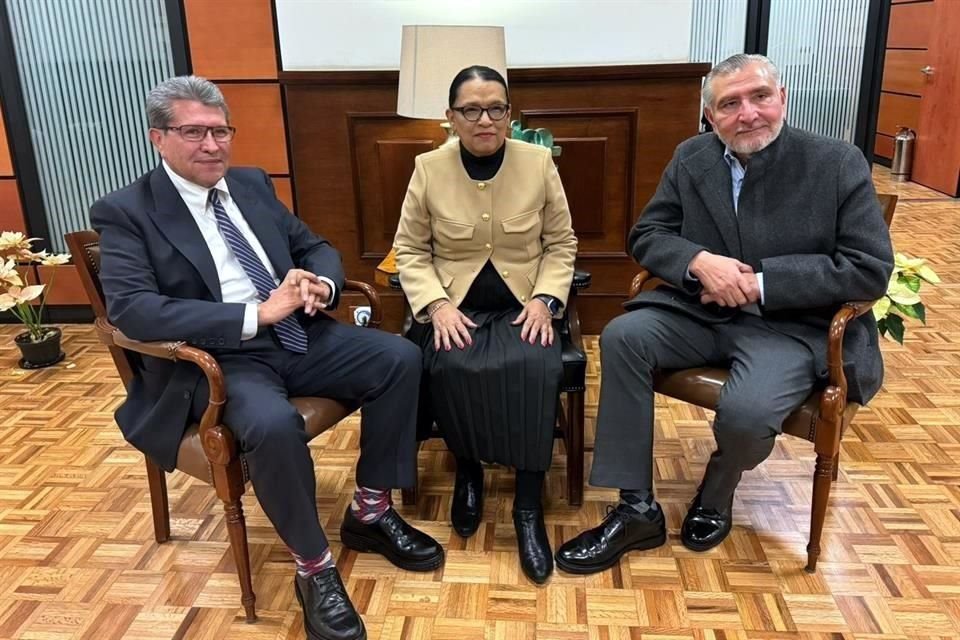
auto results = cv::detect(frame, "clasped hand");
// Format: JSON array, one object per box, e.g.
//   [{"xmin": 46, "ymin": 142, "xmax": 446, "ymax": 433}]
[
  {"xmin": 689, "ymin": 251, "xmax": 760, "ymax": 307},
  {"xmin": 257, "ymin": 269, "xmax": 331, "ymax": 326}
]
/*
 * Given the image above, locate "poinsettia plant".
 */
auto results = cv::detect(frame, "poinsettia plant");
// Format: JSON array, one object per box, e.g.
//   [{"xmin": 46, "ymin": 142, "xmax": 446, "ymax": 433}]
[
  {"xmin": 873, "ymin": 252, "xmax": 940, "ymax": 344},
  {"xmin": 0, "ymin": 232, "xmax": 71, "ymax": 342}
]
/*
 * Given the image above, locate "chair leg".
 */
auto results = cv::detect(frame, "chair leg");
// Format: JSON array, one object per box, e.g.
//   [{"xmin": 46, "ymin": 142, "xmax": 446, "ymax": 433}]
[
  {"xmin": 401, "ymin": 486, "xmax": 418, "ymax": 506},
  {"xmin": 223, "ymin": 496, "xmax": 257, "ymax": 623},
  {"xmin": 144, "ymin": 457, "xmax": 170, "ymax": 543},
  {"xmin": 832, "ymin": 451, "xmax": 840, "ymax": 481},
  {"xmin": 565, "ymin": 391, "xmax": 584, "ymax": 506},
  {"xmin": 806, "ymin": 452, "xmax": 835, "ymax": 573}
]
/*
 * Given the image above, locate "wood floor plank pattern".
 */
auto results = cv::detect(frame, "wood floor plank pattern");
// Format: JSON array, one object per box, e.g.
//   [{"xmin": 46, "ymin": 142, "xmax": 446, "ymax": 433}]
[{"xmin": 0, "ymin": 168, "xmax": 958, "ymax": 638}]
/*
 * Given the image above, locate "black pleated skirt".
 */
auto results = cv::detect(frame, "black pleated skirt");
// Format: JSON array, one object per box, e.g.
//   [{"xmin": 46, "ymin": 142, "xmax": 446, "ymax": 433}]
[{"xmin": 407, "ymin": 262, "xmax": 562, "ymax": 471}]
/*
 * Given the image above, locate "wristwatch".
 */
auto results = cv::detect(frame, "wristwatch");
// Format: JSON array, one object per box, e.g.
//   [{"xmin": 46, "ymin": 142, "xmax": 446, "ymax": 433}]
[{"xmin": 534, "ymin": 294, "xmax": 561, "ymax": 315}]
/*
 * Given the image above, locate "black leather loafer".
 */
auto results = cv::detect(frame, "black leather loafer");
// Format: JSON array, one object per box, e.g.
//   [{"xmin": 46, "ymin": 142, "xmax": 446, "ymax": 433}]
[
  {"xmin": 340, "ymin": 507, "xmax": 444, "ymax": 571},
  {"xmin": 513, "ymin": 507, "xmax": 553, "ymax": 584},
  {"xmin": 555, "ymin": 505, "xmax": 666, "ymax": 574},
  {"xmin": 451, "ymin": 465, "xmax": 484, "ymax": 538},
  {"xmin": 295, "ymin": 568, "xmax": 366, "ymax": 640},
  {"xmin": 681, "ymin": 492, "xmax": 733, "ymax": 552}
]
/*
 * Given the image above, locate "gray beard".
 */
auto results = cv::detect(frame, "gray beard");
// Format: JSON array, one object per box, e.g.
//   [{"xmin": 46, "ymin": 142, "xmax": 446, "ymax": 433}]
[{"xmin": 717, "ymin": 119, "xmax": 784, "ymax": 157}]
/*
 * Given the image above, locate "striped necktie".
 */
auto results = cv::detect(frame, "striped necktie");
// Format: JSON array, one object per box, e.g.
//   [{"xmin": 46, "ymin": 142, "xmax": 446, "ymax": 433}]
[{"xmin": 208, "ymin": 190, "xmax": 308, "ymax": 353}]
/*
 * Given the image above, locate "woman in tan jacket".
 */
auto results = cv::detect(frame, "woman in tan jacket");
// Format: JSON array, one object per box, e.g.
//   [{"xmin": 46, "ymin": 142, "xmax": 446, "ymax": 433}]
[{"xmin": 394, "ymin": 66, "xmax": 577, "ymax": 584}]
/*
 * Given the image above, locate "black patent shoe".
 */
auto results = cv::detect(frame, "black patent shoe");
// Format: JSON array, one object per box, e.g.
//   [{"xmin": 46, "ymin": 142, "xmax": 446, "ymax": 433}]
[
  {"xmin": 451, "ymin": 464, "xmax": 484, "ymax": 538},
  {"xmin": 555, "ymin": 505, "xmax": 666, "ymax": 575},
  {"xmin": 295, "ymin": 568, "xmax": 366, "ymax": 640},
  {"xmin": 513, "ymin": 508, "xmax": 553, "ymax": 584},
  {"xmin": 340, "ymin": 507, "xmax": 444, "ymax": 571},
  {"xmin": 681, "ymin": 491, "xmax": 733, "ymax": 552}
]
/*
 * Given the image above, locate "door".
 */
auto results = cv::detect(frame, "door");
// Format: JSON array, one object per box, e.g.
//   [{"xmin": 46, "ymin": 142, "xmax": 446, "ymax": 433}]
[{"xmin": 911, "ymin": 0, "xmax": 960, "ymax": 196}]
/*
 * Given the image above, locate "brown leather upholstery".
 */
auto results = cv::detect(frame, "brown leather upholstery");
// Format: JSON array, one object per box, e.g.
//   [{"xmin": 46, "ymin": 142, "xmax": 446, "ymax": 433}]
[
  {"xmin": 176, "ymin": 397, "xmax": 355, "ymax": 482},
  {"xmin": 64, "ymin": 229, "xmax": 382, "ymax": 623}
]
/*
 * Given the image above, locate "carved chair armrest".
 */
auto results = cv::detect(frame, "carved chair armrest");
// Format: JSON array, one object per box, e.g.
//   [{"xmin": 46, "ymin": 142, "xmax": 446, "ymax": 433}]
[
  {"xmin": 629, "ymin": 269, "xmax": 654, "ymax": 299},
  {"xmin": 825, "ymin": 300, "xmax": 876, "ymax": 396},
  {"xmin": 94, "ymin": 317, "xmax": 232, "ymax": 465},
  {"xmin": 343, "ymin": 279, "xmax": 382, "ymax": 329}
]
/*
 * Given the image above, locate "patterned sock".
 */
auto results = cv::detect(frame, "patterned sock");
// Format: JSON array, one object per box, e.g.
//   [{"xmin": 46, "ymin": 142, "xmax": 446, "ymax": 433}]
[
  {"xmin": 351, "ymin": 486, "xmax": 392, "ymax": 523},
  {"xmin": 291, "ymin": 546, "xmax": 335, "ymax": 578},
  {"xmin": 619, "ymin": 489, "xmax": 660, "ymax": 520}
]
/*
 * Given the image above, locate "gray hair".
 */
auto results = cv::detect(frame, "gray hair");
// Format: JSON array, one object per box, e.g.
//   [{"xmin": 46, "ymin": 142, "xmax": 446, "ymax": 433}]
[
  {"xmin": 702, "ymin": 54, "xmax": 781, "ymax": 107},
  {"xmin": 145, "ymin": 75, "xmax": 229, "ymax": 128}
]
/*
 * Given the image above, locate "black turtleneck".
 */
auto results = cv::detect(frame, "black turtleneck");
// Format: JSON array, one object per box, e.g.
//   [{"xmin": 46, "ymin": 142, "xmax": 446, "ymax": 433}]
[{"xmin": 460, "ymin": 142, "xmax": 505, "ymax": 180}]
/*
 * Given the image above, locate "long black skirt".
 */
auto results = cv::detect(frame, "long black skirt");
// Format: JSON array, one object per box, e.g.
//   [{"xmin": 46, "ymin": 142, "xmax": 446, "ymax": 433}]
[{"xmin": 407, "ymin": 263, "xmax": 562, "ymax": 471}]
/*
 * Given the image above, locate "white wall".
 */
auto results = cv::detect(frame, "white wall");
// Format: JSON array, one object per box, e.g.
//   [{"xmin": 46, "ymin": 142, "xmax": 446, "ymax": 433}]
[{"xmin": 276, "ymin": 0, "xmax": 693, "ymax": 70}]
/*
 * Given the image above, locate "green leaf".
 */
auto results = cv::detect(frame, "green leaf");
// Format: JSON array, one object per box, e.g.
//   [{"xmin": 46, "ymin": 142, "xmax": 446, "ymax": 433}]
[
  {"xmin": 873, "ymin": 296, "xmax": 891, "ymax": 321},
  {"xmin": 893, "ymin": 301, "xmax": 922, "ymax": 320},
  {"xmin": 877, "ymin": 317, "xmax": 888, "ymax": 337},
  {"xmin": 901, "ymin": 274, "xmax": 921, "ymax": 293},
  {"xmin": 913, "ymin": 302, "xmax": 926, "ymax": 324},
  {"xmin": 887, "ymin": 314, "xmax": 905, "ymax": 344},
  {"xmin": 917, "ymin": 265, "xmax": 941, "ymax": 284}
]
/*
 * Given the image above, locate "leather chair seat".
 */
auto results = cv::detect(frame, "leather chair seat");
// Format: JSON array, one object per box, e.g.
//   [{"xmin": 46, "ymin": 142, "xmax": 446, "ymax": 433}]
[
  {"xmin": 176, "ymin": 397, "xmax": 355, "ymax": 482},
  {"xmin": 654, "ymin": 368, "xmax": 861, "ymax": 442}
]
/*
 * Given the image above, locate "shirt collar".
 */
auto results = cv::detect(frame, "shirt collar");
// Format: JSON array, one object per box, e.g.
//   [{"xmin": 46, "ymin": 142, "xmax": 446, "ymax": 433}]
[
  {"xmin": 162, "ymin": 160, "xmax": 230, "ymax": 213},
  {"xmin": 722, "ymin": 146, "xmax": 745, "ymax": 173}
]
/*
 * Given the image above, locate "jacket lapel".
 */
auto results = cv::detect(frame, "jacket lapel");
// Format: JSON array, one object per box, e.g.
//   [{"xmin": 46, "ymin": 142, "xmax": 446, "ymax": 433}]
[
  {"xmin": 683, "ymin": 136, "xmax": 743, "ymax": 258},
  {"xmin": 226, "ymin": 175, "xmax": 294, "ymax": 277},
  {"xmin": 148, "ymin": 167, "xmax": 223, "ymax": 301}
]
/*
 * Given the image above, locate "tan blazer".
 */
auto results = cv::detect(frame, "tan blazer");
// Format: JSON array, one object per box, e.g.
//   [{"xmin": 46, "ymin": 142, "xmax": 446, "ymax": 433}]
[{"xmin": 394, "ymin": 139, "xmax": 578, "ymax": 322}]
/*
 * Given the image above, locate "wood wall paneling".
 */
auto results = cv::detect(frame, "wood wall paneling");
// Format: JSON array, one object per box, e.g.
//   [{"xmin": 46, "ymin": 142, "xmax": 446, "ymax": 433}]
[
  {"xmin": 219, "ymin": 84, "xmax": 288, "ymax": 174},
  {"xmin": 0, "ymin": 113, "xmax": 12, "ymax": 177},
  {"xmin": 36, "ymin": 265, "xmax": 88, "ymax": 305},
  {"xmin": 887, "ymin": 1, "xmax": 934, "ymax": 49},
  {"xmin": 272, "ymin": 176, "xmax": 294, "ymax": 213},
  {"xmin": 0, "ymin": 179, "xmax": 26, "ymax": 233},
  {"xmin": 882, "ymin": 49, "xmax": 928, "ymax": 95},
  {"xmin": 875, "ymin": 134, "xmax": 895, "ymax": 160},
  {"xmin": 283, "ymin": 64, "xmax": 709, "ymax": 333},
  {"xmin": 183, "ymin": 0, "xmax": 278, "ymax": 80},
  {"xmin": 877, "ymin": 92, "xmax": 921, "ymax": 136}
]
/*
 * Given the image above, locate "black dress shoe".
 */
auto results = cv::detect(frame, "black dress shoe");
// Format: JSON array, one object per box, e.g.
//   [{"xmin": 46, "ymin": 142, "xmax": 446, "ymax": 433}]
[
  {"xmin": 555, "ymin": 505, "xmax": 666, "ymax": 575},
  {"xmin": 513, "ymin": 508, "xmax": 553, "ymax": 584},
  {"xmin": 295, "ymin": 568, "xmax": 366, "ymax": 640},
  {"xmin": 340, "ymin": 507, "xmax": 444, "ymax": 571},
  {"xmin": 451, "ymin": 465, "xmax": 483, "ymax": 538},
  {"xmin": 681, "ymin": 492, "xmax": 733, "ymax": 552}
]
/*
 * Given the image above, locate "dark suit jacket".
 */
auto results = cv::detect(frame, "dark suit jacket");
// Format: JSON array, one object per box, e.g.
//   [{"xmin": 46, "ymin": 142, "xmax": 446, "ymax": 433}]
[
  {"xmin": 89, "ymin": 165, "xmax": 345, "ymax": 471},
  {"xmin": 626, "ymin": 125, "xmax": 894, "ymax": 404}
]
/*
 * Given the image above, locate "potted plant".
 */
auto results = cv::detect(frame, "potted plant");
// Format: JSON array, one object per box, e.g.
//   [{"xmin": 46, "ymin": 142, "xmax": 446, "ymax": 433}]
[
  {"xmin": 873, "ymin": 252, "xmax": 940, "ymax": 344},
  {"xmin": 0, "ymin": 231, "xmax": 71, "ymax": 368}
]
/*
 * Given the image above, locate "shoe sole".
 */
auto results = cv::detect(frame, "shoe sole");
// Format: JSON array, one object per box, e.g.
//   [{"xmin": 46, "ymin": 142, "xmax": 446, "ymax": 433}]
[
  {"xmin": 294, "ymin": 581, "xmax": 367, "ymax": 640},
  {"xmin": 681, "ymin": 526, "xmax": 732, "ymax": 552},
  {"xmin": 555, "ymin": 530, "xmax": 666, "ymax": 575},
  {"xmin": 340, "ymin": 527, "xmax": 444, "ymax": 572}
]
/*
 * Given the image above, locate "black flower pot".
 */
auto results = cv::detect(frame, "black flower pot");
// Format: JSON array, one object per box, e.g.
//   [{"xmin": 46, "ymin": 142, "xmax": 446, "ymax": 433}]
[{"xmin": 14, "ymin": 327, "xmax": 65, "ymax": 369}]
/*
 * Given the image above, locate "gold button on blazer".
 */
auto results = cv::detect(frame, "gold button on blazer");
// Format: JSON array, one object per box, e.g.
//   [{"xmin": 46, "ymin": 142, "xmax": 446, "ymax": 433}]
[{"xmin": 394, "ymin": 139, "xmax": 578, "ymax": 322}]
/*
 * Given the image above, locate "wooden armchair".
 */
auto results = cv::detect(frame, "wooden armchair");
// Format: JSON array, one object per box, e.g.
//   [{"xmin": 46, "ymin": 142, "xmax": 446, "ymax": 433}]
[
  {"xmin": 389, "ymin": 270, "xmax": 591, "ymax": 506},
  {"xmin": 627, "ymin": 194, "xmax": 896, "ymax": 572},
  {"xmin": 65, "ymin": 230, "xmax": 381, "ymax": 622}
]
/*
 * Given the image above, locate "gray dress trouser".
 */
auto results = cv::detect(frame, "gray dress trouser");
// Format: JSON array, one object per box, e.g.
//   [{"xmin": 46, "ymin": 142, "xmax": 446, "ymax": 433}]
[{"xmin": 590, "ymin": 307, "xmax": 817, "ymax": 510}]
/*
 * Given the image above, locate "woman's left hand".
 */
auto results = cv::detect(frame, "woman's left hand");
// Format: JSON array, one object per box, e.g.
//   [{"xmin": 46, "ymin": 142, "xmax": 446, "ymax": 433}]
[{"xmin": 512, "ymin": 298, "xmax": 554, "ymax": 346}]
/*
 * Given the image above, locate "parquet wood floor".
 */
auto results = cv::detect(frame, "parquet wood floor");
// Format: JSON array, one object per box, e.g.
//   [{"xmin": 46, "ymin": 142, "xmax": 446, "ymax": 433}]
[{"xmin": 0, "ymin": 168, "xmax": 958, "ymax": 639}]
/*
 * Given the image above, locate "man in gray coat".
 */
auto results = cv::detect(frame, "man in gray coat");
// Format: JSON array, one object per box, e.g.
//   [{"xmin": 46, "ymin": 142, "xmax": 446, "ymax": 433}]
[{"xmin": 556, "ymin": 54, "xmax": 893, "ymax": 574}]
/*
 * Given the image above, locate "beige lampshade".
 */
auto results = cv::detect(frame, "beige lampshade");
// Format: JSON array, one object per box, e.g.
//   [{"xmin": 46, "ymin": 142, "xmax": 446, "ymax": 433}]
[{"xmin": 397, "ymin": 25, "xmax": 507, "ymax": 120}]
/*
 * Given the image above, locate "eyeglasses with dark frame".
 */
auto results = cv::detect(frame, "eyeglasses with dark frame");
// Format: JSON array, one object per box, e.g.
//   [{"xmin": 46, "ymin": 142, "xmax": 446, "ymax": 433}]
[
  {"xmin": 451, "ymin": 104, "xmax": 510, "ymax": 122},
  {"xmin": 159, "ymin": 124, "xmax": 237, "ymax": 142}
]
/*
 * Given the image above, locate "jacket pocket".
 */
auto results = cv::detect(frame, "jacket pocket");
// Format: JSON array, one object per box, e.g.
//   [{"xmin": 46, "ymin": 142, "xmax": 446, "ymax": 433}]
[
  {"xmin": 434, "ymin": 217, "xmax": 475, "ymax": 241},
  {"xmin": 501, "ymin": 209, "xmax": 540, "ymax": 234}
]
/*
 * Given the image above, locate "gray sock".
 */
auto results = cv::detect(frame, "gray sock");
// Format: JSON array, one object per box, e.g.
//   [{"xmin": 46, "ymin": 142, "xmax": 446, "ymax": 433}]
[{"xmin": 619, "ymin": 489, "xmax": 660, "ymax": 520}]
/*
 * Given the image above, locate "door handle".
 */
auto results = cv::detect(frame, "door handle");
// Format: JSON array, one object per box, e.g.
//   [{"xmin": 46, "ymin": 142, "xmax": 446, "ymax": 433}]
[{"xmin": 920, "ymin": 65, "xmax": 934, "ymax": 76}]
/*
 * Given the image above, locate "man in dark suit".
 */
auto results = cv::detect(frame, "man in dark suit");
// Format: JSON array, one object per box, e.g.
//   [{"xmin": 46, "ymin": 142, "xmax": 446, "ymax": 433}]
[
  {"xmin": 556, "ymin": 54, "xmax": 894, "ymax": 574},
  {"xmin": 91, "ymin": 76, "xmax": 442, "ymax": 640}
]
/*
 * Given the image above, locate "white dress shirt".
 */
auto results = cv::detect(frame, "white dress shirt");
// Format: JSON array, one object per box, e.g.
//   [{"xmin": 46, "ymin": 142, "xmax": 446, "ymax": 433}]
[{"xmin": 162, "ymin": 161, "xmax": 334, "ymax": 340}]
